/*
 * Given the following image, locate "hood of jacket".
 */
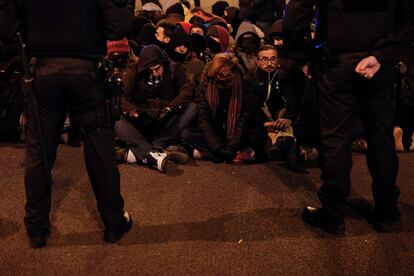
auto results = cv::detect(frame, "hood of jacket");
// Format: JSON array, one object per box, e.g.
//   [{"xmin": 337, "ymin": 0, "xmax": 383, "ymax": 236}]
[{"xmin": 235, "ymin": 21, "xmax": 264, "ymax": 44}]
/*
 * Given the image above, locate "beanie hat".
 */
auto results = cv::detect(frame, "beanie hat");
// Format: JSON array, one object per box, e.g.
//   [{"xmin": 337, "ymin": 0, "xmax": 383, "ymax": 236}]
[
  {"xmin": 107, "ymin": 38, "xmax": 130, "ymax": 55},
  {"xmin": 142, "ymin": 2, "xmax": 163, "ymax": 12},
  {"xmin": 169, "ymin": 28, "xmax": 192, "ymax": 50},
  {"xmin": 176, "ymin": 21, "xmax": 192, "ymax": 34},
  {"xmin": 212, "ymin": 1, "xmax": 229, "ymax": 17},
  {"xmin": 166, "ymin": 3, "xmax": 184, "ymax": 16}
]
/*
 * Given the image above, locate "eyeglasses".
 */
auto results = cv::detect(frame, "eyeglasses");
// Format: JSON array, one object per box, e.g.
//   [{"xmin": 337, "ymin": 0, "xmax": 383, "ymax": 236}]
[{"xmin": 258, "ymin": 57, "xmax": 278, "ymax": 63}]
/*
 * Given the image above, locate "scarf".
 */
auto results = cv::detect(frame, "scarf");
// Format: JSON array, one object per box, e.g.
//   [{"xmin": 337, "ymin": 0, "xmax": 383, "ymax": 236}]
[{"xmin": 205, "ymin": 71, "xmax": 243, "ymax": 138}]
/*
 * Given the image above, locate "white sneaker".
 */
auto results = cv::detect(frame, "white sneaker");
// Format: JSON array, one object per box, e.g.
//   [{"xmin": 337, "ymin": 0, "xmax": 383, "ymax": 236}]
[{"xmin": 143, "ymin": 151, "xmax": 168, "ymax": 173}]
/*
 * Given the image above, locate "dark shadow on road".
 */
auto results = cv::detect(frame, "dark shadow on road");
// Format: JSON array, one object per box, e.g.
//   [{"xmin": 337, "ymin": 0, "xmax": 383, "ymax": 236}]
[{"xmin": 47, "ymin": 204, "xmax": 414, "ymax": 248}]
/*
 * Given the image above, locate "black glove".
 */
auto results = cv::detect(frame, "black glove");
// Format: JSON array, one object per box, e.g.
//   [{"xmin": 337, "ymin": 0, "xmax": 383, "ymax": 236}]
[
  {"xmin": 143, "ymin": 109, "xmax": 161, "ymax": 121},
  {"xmin": 157, "ymin": 107, "xmax": 176, "ymax": 123}
]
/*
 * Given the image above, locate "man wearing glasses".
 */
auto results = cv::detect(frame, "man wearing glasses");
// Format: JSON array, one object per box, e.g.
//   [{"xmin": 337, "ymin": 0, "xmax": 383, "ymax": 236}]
[{"xmin": 251, "ymin": 45, "xmax": 303, "ymax": 170}]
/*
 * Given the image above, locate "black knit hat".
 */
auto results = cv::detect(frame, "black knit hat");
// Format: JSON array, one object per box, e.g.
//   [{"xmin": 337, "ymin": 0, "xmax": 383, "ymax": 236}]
[
  {"xmin": 212, "ymin": 1, "xmax": 229, "ymax": 17},
  {"xmin": 169, "ymin": 28, "xmax": 192, "ymax": 50},
  {"xmin": 166, "ymin": 3, "xmax": 184, "ymax": 16}
]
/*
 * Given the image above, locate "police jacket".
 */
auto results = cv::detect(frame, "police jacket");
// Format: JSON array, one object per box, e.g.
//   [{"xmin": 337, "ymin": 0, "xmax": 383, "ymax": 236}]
[
  {"xmin": 0, "ymin": 0, "xmax": 134, "ymax": 60},
  {"xmin": 282, "ymin": 0, "xmax": 414, "ymax": 64}
]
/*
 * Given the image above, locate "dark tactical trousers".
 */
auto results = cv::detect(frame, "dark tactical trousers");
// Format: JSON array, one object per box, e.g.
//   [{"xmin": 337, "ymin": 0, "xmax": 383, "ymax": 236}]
[
  {"xmin": 315, "ymin": 53, "xmax": 400, "ymax": 224},
  {"xmin": 24, "ymin": 58, "xmax": 125, "ymax": 237}
]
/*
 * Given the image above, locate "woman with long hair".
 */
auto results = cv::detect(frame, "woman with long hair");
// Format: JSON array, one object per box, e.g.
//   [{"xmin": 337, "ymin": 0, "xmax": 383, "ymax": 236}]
[{"xmin": 181, "ymin": 53, "xmax": 267, "ymax": 162}]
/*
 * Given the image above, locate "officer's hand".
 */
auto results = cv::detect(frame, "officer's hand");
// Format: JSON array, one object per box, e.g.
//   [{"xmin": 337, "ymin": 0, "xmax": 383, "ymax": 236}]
[{"xmin": 355, "ymin": 56, "xmax": 381, "ymax": 80}]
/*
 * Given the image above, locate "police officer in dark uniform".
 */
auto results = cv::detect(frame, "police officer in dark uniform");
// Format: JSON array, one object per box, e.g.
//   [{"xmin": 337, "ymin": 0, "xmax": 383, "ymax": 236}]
[
  {"xmin": 0, "ymin": 0, "xmax": 134, "ymax": 247},
  {"xmin": 283, "ymin": 0, "xmax": 414, "ymax": 234}
]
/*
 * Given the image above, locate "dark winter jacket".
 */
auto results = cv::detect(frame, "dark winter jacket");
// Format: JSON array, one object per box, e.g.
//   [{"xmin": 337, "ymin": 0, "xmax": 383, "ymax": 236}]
[
  {"xmin": 121, "ymin": 45, "xmax": 194, "ymax": 114},
  {"xmin": 251, "ymin": 67, "xmax": 303, "ymax": 124},
  {"xmin": 195, "ymin": 64, "xmax": 254, "ymax": 153}
]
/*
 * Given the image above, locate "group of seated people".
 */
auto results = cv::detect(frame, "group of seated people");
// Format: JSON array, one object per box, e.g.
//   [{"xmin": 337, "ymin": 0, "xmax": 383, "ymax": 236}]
[
  {"xmin": 91, "ymin": 0, "xmax": 413, "ymax": 174},
  {"xmin": 2, "ymin": 0, "xmax": 412, "ymax": 174},
  {"xmin": 104, "ymin": 0, "xmax": 323, "ymax": 173}
]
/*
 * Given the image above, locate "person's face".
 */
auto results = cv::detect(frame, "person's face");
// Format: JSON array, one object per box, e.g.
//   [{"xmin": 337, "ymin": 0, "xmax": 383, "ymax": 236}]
[
  {"xmin": 174, "ymin": 45, "xmax": 189, "ymax": 54},
  {"xmin": 274, "ymin": 38, "xmax": 284, "ymax": 47},
  {"xmin": 190, "ymin": 27, "xmax": 204, "ymax": 36},
  {"xmin": 155, "ymin": 27, "xmax": 170, "ymax": 44},
  {"xmin": 149, "ymin": 64, "xmax": 164, "ymax": 77},
  {"xmin": 257, "ymin": 49, "xmax": 279, "ymax": 72}
]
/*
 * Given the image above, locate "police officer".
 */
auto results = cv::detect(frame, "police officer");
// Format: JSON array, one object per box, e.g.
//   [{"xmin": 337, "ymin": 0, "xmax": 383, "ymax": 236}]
[
  {"xmin": 283, "ymin": 0, "xmax": 414, "ymax": 234},
  {"xmin": 0, "ymin": 0, "xmax": 134, "ymax": 248}
]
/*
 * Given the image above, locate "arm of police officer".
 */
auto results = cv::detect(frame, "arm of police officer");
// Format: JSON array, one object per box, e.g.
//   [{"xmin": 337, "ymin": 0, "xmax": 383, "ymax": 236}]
[
  {"xmin": 356, "ymin": 0, "xmax": 414, "ymax": 79},
  {"xmin": 99, "ymin": 0, "xmax": 134, "ymax": 40},
  {"xmin": 0, "ymin": 0, "xmax": 21, "ymax": 44}
]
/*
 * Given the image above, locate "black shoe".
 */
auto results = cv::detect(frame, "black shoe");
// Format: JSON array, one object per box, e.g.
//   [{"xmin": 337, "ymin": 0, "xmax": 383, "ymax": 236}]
[
  {"xmin": 164, "ymin": 145, "xmax": 189, "ymax": 164},
  {"xmin": 104, "ymin": 211, "xmax": 133, "ymax": 243},
  {"xmin": 373, "ymin": 211, "xmax": 401, "ymax": 233},
  {"xmin": 29, "ymin": 230, "xmax": 50, "ymax": 248},
  {"xmin": 301, "ymin": 206, "xmax": 345, "ymax": 235}
]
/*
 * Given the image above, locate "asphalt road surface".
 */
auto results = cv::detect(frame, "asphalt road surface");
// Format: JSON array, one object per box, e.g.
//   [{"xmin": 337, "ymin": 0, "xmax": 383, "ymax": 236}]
[{"xmin": 1, "ymin": 143, "xmax": 413, "ymax": 275}]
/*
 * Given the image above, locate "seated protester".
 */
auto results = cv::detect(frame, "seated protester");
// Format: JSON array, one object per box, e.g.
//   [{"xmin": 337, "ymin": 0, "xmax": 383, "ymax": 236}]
[
  {"xmin": 116, "ymin": 45, "xmax": 197, "ymax": 173},
  {"xmin": 181, "ymin": 53, "xmax": 267, "ymax": 163},
  {"xmin": 155, "ymin": 22, "xmax": 176, "ymax": 50},
  {"xmin": 176, "ymin": 21, "xmax": 192, "ymax": 34},
  {"xmin": 251, "ymin": 45, "xmax": 305, "ymax": 172},
  {"xmin": 190, "ymin": 23, "xmax": 206, "ymax": 37},
  {"xmin": 189, "ymin": 15, "xmax": 206, "ymax": 26},
  {"xmin": 136, "ymin": 2, "xmax": 165, "ymax": 25},
  {"xmin": 234, "ymin": 22, "xmax": 264, "ymax": 73},
  {"xmin": 167, "ymin": 28, "xmax": 205, "ymax": 85},
  {"xmin": 157, "ymin": 2, "xmax": 185, "ymax": 26},
  {"xmin": 223, "ymin": 6, "xmax": 241, "ymax": 38},
  {"xmin": 189, "ymin": 24, "xmax": 210, "ymax": 63},
  {"xmin": 204, "ymin": 25, "xmax": 230, "ymax": 60},
  {"xmin": 393, "ymin": 45, "xmax": 414, "ymax": 152},
  {"xmin": 211, "ymin": 1, "xmax": 229, "ymax": 18},
  {"xmin": 128, "ymin": 16, "xmax": 151, "ymax": 42},
  {"xmin": 267, "ymin": 19, "xmax": 283, "ymax": 50},
  {"xmin": 191, "ymin": 7, "xmax": 227, "ymax": 28}
]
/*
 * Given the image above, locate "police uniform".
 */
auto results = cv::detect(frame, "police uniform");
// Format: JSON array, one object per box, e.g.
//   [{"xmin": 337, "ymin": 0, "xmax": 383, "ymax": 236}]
[
  {"xmin": 0, "ymin": 0, "xmax": 134, "ymax": 245},
  {"xmin": 283, "ymin": 0, "xmax": 414, "ymax": 231}
]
